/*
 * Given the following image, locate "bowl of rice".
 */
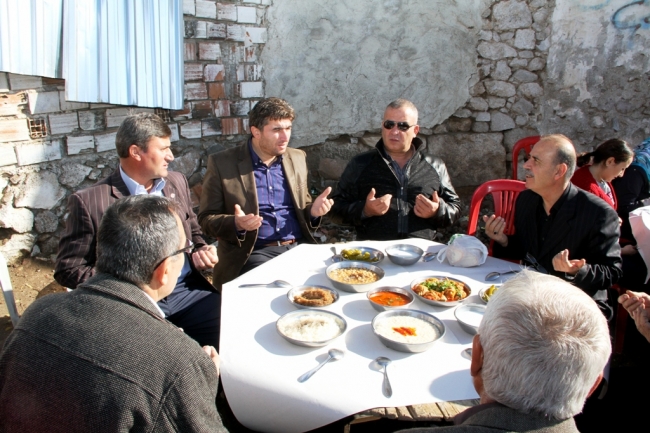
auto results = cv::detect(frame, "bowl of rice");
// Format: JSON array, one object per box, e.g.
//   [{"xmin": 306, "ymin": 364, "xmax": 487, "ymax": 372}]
[
  {"xmin": 276, "ymin": 309, "xmax": 347, "ymax": 347},
  {"xmin": 371, "ymin": 309, "xmax": 445, "ymax": 353},
  {"xmin": 326, "ymin": 261, "xmax": 385, "ymax": 293}
]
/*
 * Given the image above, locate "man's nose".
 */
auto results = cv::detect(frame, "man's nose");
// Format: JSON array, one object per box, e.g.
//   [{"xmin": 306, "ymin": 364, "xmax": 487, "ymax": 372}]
[{"xmin": 167, "ymin": 150, "xmax": 174, "ymax": 161}]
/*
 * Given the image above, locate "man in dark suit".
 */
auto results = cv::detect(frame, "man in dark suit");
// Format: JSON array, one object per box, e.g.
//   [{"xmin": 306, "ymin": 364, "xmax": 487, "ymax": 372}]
[
  {"xmin": 198, "ymin": 98, "xmax": 333, "ymax": 287},
  {"xmin": 55, "ymin": 113, "xmax": 221, "ymax": 347},
  {"xmin": 1, "ymin": 195, "xmax": 227, "ymax": 432},
  {"xmin": 398, "ymin": 271, "xmax": 611, "ymax": 433},
  {"xmin": 483, "ymin": 134, "xmax": 622, "ymax": 304}
]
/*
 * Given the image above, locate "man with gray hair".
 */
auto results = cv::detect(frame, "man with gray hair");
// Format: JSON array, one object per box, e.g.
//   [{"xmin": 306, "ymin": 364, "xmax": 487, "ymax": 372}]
[
  {"xmin": 399, "ymin": 270, "xmax": 611, "ymax": 432},
  {"xmin": 483, "ymin": 134, "xmax": 622, "ymax": 312},
  {"xmin": 0, "ymin": 195, "xmax": 227, "ymax": 432}
]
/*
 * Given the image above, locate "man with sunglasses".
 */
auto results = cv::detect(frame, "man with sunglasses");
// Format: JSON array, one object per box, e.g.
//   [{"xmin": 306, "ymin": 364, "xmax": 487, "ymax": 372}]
[
  {"xmin": 483, "ymin": 134, "xmax": 622, "ymax": 316},
  {"xmin": 55, "ymin": 113, "xmax": 221, "ymax": 348},
  {"xmin": 331, "ymin": 99, "xmax": 460, "ymax": 240}
]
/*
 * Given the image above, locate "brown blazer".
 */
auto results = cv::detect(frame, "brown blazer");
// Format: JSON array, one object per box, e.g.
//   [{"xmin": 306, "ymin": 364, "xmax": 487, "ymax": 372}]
[
  {"xmin": 55, "ymin": 168, "xmax": 210, "ymax": 289},
  {"xmin": 198, "ymin": 141, "xmax": 317, "ymax": 286}
]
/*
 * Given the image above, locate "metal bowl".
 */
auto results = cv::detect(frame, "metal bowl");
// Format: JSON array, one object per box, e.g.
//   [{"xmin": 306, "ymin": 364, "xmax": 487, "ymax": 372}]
[
  {"xmin": 366, "ymin": 286, "xmax": 414, "ymax": 312},
  {"xmin": 410, "ymin": 275, "xmax": 472, "ymax": 307},
  {"xmin": 336, "ymin": 246, "xmax": 385, "ymax": 263},
  {"xmin": 371, "ymin": 309, "xmax": 445, "ymax": 353},
  {"xmin": 276, "ymin": 309, "xmax": 347, "ymax": 347},
  {"xmin": 385, "ymin": 244, "xmax": 424, "ymax": 266},
  {"xmin": 478, "ymin": 284, "xmax": 500, "ymax": 304},
  {"xmin": 326, "ymin": 261, "xmax": 385, "ymax": 293},
  {"xmin": 287, "ymin": 285, "xmax": 339, "ymax": 309},
  {"xmin": 454, "ymin": 303, "xmax": 487, "ymax": 335}
]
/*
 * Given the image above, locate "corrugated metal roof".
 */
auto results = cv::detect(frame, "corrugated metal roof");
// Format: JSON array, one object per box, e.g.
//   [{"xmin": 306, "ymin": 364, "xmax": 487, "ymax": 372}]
[
  {"xmin": 0, "ymin": 0, "xmax": 64, "ymax": 78},
  {"xmin": 62, "ymin": 0, "xmax": 184, "ymax": 109}
]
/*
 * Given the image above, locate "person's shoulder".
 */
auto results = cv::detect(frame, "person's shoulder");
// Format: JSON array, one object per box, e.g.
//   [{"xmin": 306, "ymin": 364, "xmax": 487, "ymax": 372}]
[
  {"xmin": 71, "ymin": 172, "xmax": 116, "ymax": 200},
  {"xmin": 571, "ymin": 185, "xmax": 617, "ymax": 215},
  {"xmin": 349, "ymin": 148, "xmax": 379, "ymax": 165},
  {"xmin": 286, "ymin": 146, "xmax": 307, "ymax": 159}
]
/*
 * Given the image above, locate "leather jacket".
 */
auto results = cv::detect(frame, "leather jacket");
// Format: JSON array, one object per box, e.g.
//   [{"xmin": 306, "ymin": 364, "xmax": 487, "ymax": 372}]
[{"xmin": 331, "ymin": 138, "xmax": 461, "ymax": 240}]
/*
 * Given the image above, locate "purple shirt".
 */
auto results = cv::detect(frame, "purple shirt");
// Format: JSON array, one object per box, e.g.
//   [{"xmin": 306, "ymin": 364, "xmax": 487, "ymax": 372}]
[{"xmin": 249, "ymin": 141, "xmax": 303, "ymax": 247}]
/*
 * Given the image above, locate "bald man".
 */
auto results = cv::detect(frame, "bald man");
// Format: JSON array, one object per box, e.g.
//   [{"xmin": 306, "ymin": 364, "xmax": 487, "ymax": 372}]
[{"xmin": 483, "ymin": 135, "xmax": 622, "ymax": 315}]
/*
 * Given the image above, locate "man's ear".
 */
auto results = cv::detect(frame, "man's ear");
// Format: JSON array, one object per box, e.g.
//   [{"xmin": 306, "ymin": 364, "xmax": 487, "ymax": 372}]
[
  {"xmin": 250, "ymin": 125, "xmax": 261, "ymax": 139},
  {"xmin": 150, "ymin": 258, "xmax": 171, "ymax": 290},
  {"xmin": 555, "ymin": 163, "xmax": 568, "ymax": 180},
  {"xmin": 128, "ymin": 144, "xmax": 142, "ymax": 161},
  {"xmin": 413, "ymin": 124, "xmax": 420, "ymax": 136},
  {"xmin": 587, "ymin": 372, "xmax": 604, "ymax": 398},
  {"xmin": 470, "ymin": 334, "xmax": 484, "ymax": 377}
]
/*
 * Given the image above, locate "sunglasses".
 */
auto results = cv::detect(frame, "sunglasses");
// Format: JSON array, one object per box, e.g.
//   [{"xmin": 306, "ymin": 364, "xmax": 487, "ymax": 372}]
[
  {"xmin": 153, "ymin": 241, "xmax": 194, "ymax": 269},
  {"xmin": 383, "ymin": 120, "xmax": 415, "ymax": 132}
]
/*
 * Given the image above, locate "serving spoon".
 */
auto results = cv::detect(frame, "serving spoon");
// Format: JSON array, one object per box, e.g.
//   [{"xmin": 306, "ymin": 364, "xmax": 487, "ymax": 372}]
[
  {"xmin": 422, "ymin": 252, "xmax": 438, "ymax": 262},
  {"xmin": 375, "ymin": 356, "xmax": 393, "ymax": 398},
  {"xmin": 238, "ymin": 280, "xmax": 293, "ymax": 288},
  {"xmin": 298, "ymin": 349, "xmax": 345, "ymax": 382},
  {"xmin": 484, "ymin": 269, "xmax": 519, "ymax": 281}
]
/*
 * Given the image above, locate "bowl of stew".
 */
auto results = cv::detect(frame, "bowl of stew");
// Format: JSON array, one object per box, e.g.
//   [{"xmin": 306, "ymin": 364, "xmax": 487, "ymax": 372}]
[{"xmin": 366, "ymin": 286, "xmax": 414, "ymax": 312}]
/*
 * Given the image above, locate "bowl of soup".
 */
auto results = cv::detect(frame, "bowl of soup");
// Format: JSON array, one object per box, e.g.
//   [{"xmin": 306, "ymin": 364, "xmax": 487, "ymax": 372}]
[{"xmin": 366, "ymin": 286, "xmax": 414, "ymax": 312}]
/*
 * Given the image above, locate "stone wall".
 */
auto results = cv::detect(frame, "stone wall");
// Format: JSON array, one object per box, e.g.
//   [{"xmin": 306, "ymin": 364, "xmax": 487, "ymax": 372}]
[{"xmin": 1, "ymin": 0, "xmax": 649, "ymax": 262}]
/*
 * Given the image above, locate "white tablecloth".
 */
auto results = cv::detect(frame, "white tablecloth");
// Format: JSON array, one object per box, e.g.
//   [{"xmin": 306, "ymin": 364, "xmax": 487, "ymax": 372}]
[{"xmin": 220, "ymin": 239, "xmax": 520, "ymax": 433}]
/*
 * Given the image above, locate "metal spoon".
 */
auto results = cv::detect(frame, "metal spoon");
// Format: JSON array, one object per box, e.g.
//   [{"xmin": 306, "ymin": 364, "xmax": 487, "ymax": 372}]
[
  {"xmin": 422, "ymin": 252, "xmax": 438, "ymax": 262},
  {"xmin": 484, "ymin": 269, "xmax": 519, "ymax": 281},
  {"xmin": 375, "ymin": 356, "xmax": 393, "ymax": 397},
  {"xmin": 462, "ymin": 348, "xmax": 472, "ymax": 360},
  {"xmin": 238, "ymin": 280, "xmax": 293, "ymax": 288},
  {"xmin": 297, "ymin": 349, "xmax": 345, "ymax": 382}
]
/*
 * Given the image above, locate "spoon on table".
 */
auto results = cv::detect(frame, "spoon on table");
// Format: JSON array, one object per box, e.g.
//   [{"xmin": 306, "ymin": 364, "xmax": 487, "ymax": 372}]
[
  {"xmin": 422, "ymin": 252, "xmax": 438, "ymax": 262},
  {"xmin": 297, "ymin": 349, "xmax": 345, "ymax": 382},
  {"xmin": 375, "ymin": 356, "xmax": 393, "ymax": 398},
  {"xmin": 484, "ymin": 269, "xmax": 519, "ymax": 281},
  {"xmin": 238, "ymin": 280, "xmax": 293, "ymax": 288}
]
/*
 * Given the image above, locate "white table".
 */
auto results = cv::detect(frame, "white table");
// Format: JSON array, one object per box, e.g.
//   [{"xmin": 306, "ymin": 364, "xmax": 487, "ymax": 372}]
[{"xmin": 220, "ymin": 240, "xmax": 519, "ymax": 433}]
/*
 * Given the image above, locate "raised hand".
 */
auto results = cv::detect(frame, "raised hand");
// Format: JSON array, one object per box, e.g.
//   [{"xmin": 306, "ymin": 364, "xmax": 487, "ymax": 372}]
[
  {"xmin": 310, "ymin": 186, "xmax": 334, "ymax": 217},
  {"xmin": 191, "ymin": 244, "xmax": 218, "ymax": 270},
  {"xmin": 552, "ymin": 249, "xmax": 586, "ymax": 275},
  {"xmin": 234, "ymin": 204, "xmax": 263, "ymax": 232},
  {"xmin": 482, "ymin": 214, "xmax": 508, "ymax": 247},
  {"xmin": 414, "ymin": 191, "xmax": 440, "ymax": 218},
  {"xmin": 363, "ymin": 188, "xmax": 392, "ymax": 217}
]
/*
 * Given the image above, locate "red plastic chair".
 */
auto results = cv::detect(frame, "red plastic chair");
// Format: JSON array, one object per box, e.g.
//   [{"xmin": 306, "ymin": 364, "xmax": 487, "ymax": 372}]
[
  {"xmin": 467, "ymin": 180, "xmax": 526, "ymax": 255},
  {"xmin": 512, "ymin": 136, "xmax": 540, "ymax": 180}
]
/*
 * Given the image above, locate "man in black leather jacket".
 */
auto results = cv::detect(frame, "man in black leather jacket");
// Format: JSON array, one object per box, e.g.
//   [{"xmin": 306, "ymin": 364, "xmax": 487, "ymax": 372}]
[{"xmin": 331, "ymin": 99, "xmax": 461, "ymax": 240}]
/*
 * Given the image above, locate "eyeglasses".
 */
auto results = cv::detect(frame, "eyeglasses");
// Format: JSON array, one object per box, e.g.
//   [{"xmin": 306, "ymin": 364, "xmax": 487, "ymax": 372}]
[
  {"xmin": 153, "ymin": 241, "xmax": 194, "ymax": 269},
  {"xmin": 524, "ymin": 253, "xmax": 548, "ymax": 274},
  {"xmin": 383, "ymin": 120, "xmax": 415, "ymax": 132}
]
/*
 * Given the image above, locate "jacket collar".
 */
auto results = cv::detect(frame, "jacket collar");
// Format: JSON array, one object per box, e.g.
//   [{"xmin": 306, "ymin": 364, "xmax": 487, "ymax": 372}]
[
  {"xmin": 456, "ymin": 403, "xmax": 578, "ymax": 432},
  {"xmin": 375, "ymin": 137, "xmax": 424, "ymax": 160},
  {"xmin": 537, "ymin": 184, "xmax": 579, "ymax": 259}
]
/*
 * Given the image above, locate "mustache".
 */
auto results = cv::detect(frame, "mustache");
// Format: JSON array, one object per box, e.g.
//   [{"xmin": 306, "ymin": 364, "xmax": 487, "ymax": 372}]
[{"xmin": 524, "ymin": 170, "xmax": 533, "ymax": 177}]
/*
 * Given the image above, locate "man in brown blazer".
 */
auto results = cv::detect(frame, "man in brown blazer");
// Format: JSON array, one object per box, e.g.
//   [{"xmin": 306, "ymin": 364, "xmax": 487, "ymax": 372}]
[
  {"xmin": 55, "ymin": 113, "xmax": 221, "ymax": 348},
  {"xmin": 198, "ymin": 98, "xmax": 333, "ymax": 287}
]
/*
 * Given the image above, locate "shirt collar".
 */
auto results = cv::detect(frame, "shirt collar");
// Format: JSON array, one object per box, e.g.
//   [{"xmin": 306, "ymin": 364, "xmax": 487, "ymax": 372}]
[
  {"xmin": 119, "ymin": 165, "xmax": 166, "ymax": 196},
  {"xmin": 142, "ymin": 291, "xmax": 166, "ymax": 318}
]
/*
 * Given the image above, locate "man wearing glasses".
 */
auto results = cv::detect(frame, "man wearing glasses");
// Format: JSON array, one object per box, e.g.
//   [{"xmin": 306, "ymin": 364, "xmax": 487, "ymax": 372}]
[
  {"xmin": 331, "ymin": 99, "xmax": 461, "ymax": 240},
  {"xmin": 55, "ymin": 113, "xmax": 221, "ymax": 348}
]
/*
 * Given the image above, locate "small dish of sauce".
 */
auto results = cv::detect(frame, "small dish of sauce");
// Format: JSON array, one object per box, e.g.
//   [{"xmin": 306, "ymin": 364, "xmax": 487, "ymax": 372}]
[{"xmin": 369, "ymin": 291, "xmax": 411, "ymax": 307}]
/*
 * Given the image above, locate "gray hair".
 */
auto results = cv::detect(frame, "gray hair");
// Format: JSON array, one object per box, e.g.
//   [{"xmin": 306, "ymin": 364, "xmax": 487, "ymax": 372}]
[
  {"xmin": 115, "ymin": 113, "xmax": 172, "ymax": 158},
  {"xmin": 96, "ymin": 195, "xmax": 181, "ymax": 287},
  {"xmin": 386, "ymin": 99, "xmax": 418, "ymax": 122},
  {"xmin": 479, "ymin": 270, "xmax": 611, "ymax": 420}
]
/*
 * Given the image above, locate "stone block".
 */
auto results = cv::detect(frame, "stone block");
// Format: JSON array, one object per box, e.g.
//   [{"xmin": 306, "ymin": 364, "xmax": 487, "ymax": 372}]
[
  {"xmin": 207, "ymin": 23, "xmax": 227, "ymax": 38},
  {"xmin": 0, "ymin": 144, "xmax": 17, "ymax": 166},
  {"xmin": 183, "ymin": 0, "xmax": 195, "ymax": 15},
  {"xmin": 237, "ymin": 6, "xmax": 257, "ymax": 23},
  {"xmin": 244, "ymin": 64, "xmax": 261, "ymax": 81},
  {"xmin": 518, "ymin": 50, "xmax": 534, "ymax": 59},
  {"xmin": 105, "ymin": 107, "xmax": 131, "ymax": 128},
  {"xmin": 168, "ymin": 123, "xmax": 180, "ymax": 142},
  {"xmin": 230, "ymin": 100, "xmax": 250, "ymax": 116},
  {"xmin": 512, "ymin": 70, "xmax": 537, "ymax": 83},
  {"xmin": 484, "ymin": 80, "xmax": 516, "ymax": 98},
  {"xmin": 185, "ymin": 42, "xmax": 197, "ymax": 60},
  {"xmin": 0, "ymin": 92, "xmax": 27, "ymax": 116},
  {"xmin": 447, "ymin": 117, "xmax": 472, "ymax": 132},
  {"xmin": 0, "ymin": 73, "xmax": 8, "ymax": 91},
  {"xmin": 475, "ymin": 112, "xmax": 491, "ymax": 122},
  {"xmin": 199, "ymin": 42, "xmax": 222, "ymax": 60},
  {"xmin": 454, "ymin": 108, "xmax": 472, "ymax": 118},
  {"xmin": 472, "ymin": 122, "xmax": 490, "ymax": 133},
  {"xmin": 196, "ymin": 0, "xmax": 217, "ymax": 18},
  {"xmin": 0, "ymin": 119, "xmax": 30, "ymax": 142},
  {"xmin": 318, "ymin": 158, "xmax": 347, "ymax": 180},
  {"xmin": 493, "ymin": 0, "xmax": 532, "ymax": 30},
  {"xmin": 477, "ymin": 42, "xmax": 517, "ymax": 60},
  {"xmin": 202, "ymin": 118, "xmax": 222, "ymax": 136},
  {"xmin": 67, "ymin": 135, "xmax": 95, "ymax": 155},
  {"xmin": 242, "ymin": 118, "xmax": 250, "ymax": 134},
  {"xmin": 172, "ymin": 102, "xmax": 192, "ymax": 120},
  {"xmin": 185, "ymin": 63, "xmax": 204, "ymax": 81},
  {"xmin": 208, "ymin": 82, "xmax": 226, "ymax": 99},
  {"xmin": 78, "ymin": 110, "xmax": 104, "ymax": 130},
  {"xmin": 511, "ymin": 98, "xmax": 534, "ymax": 115},
  {"xmin": 95, "ymin": 131, "xmax": 117, "ymax": 153},
  {"xmin": 14, "ymin": 171, "xmax": 66, "ymax": 209},
  {"xmin": 192, "ymin": 100, "xmax": 213, "ymax": 118},
  {"xmin": 0, "ymin": 233, "xmax": 36, "ymax": 263},
  {"xmin": 240, "ymin": 82, "xmax": 263, "ymax": 98},
  {"xmin": 49, "ymin": 112, "xmax": 79, "ymax": 135},
  {"xmin": 214, "ymin": 100, "xmax": 231, "ymax": 117},
  {"xmin": 8, "ymin": 73, "xmax": 42, "ymax": 90},
  {"xmin": 204, "ymin": 64, "xmax": 225, "ymax": 81},
  {"xmin": 518, "ymin": 83, "xmax": 543, "ymax": 99},
  {"xmin": 28, "ymin": 91, "xmax": 60, "ymax": 114},
  {"xmin": 226, "ymin": 24, "xmax": 245, "ymax": 41},
  {"xmin": 195, "ymin": 21, "xmax": 207, "ymax": 38},
  {"xmin": 236, "ymin": 64, "xmax": 245, "ymax": 81},
  {"xmin": 59, "ymin": 162, "xmax": 92, "ymax": 188},
  {"xmin": 222, "ymin": 118, "xmax": 241, "ymax": 135},
  {"xmin": 509, "ymin": 58, "xmax": 528, "ymax": 68},
  {"xmin": 528, "ymin": 57, "xmax": 545, "ymax": 71},
  {"xmin": 170, "ymin": 149, "xmax": 201, "ymax": 177},
  {"xmin": 427, "ymin": 133, "xmax": 505, "ymax": 187},
  {"xmin": 468, "ymin": 97, "xmax": 488, "ymax": 111},
  {"xmin": 15, "ymin": 140, "xmax": 62, "ymax": 166},
  {"xmin": 492, "ymin": 60, "xmax": 511, "ymax": 80},
  {"xmin": 180, "ymin": 120, "xmax": 202, "ymax": 139},
  {"xmin": 185, "ymin": 82, "xmax": 208, "ymax": 100},
  {"xmin": 59, "ymin": 92, "xmax": 88, "ymax": 111},
  {"xmin": 218, "ymin": 3, "xmax": 237, "ymax": 21},
  {"xmin": 244, "ymin": 46, "xmax": 257, "ymax": 62},
  {"xmin": 491, "ymin": 112, "xmax": 515, "ymax": 131},
  {"xmin": 245, "ymin": 27, "xmax": 267, "ymax": 44},
  {"xmin": 34, "ymin": 210, "xmax": 59, "ymax": 233}
]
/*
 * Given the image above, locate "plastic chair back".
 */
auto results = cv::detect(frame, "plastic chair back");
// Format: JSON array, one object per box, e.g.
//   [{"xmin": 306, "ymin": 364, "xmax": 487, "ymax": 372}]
[
  {"xmin": 0, "ymin": 253, "xmax": 20, "ymax": 327},
  {"xmin": 512, "ymin": 136, "xmax": 540, "ymax": 180},
  {"xmin": 467, "ymin": 180, "xmax": 527, "ymax": 255}
]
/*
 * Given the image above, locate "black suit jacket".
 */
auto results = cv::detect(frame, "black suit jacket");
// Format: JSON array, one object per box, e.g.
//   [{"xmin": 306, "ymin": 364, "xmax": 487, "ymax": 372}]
[
  {"xmin": 493, "ymin": 184, "xmax": 622, "ymax": 297},
  {"xmin": 55, "ymin": 169, "xmax": 210, "ymax": 289}
]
